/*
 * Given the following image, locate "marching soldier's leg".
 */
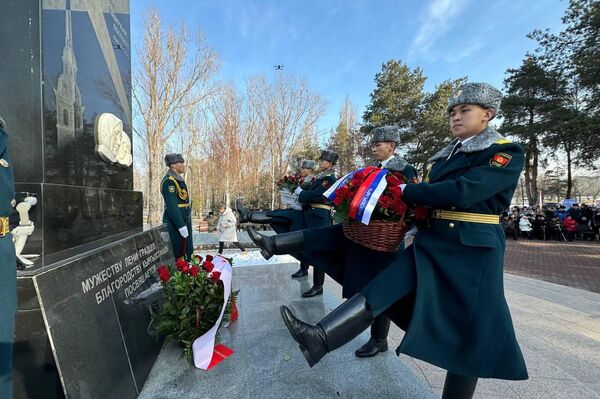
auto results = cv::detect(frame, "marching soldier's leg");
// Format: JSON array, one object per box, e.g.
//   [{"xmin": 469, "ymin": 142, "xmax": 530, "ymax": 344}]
[
  {"xmin": 302, "ymin": 267, "xmax": 324, "ymax": 297},
  {"xmin": 441, "ymin": 372, "xmax": 478, "ymax": 399},
  {"xmin": 280, "ymin": 294, "xmax": 374, "ymax": 367},
  {"xmin": 280, "ymin": 247, "xmax": 417, "ymax": 367},
  {"xmin": 0, "ymin": 236, "xmax": 17, "ymax": 399},
  {"xmin": 291, "ymin": 261, "xmax": 309, "ymax": 278},
  {"xmin": 355, "ymin": 315, "xmax": 390, "ymax": 358}
]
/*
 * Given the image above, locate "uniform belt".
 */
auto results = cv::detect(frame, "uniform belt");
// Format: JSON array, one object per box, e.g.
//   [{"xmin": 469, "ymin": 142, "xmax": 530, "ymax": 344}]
[
  {"xmin": 432, "ymin": 210, "xmax": 500, "ymax": 224},
  {"xmin": 310, "ymin": 204, "xmax": 332, "ymax": 211},
  {"xmin": 0, "ymin": 216, "xmax": 9, "ymax": 237},
  {"xmin": 178, "ymin": 203, "xmax": 191, "ymax": 208}
]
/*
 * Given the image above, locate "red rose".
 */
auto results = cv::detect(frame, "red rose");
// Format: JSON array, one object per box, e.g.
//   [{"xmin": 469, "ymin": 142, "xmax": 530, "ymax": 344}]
[
  {"xmin": 157, "ymin": 265, "xmax": 170, "ymax": 283},
  {"xmin": 388, "ymin": 185, "xmax": 402, "ymax": 200},
  {"xmin": 386, "ymin": 174, "xmax": 402, "ymax": 186},
  {"xmin": 193, "ymin": 255, "xmax": 203, "ymax": 264},
  {"xmin": 203, "ymin": 261, "xmax": 214, "ymax": 272},
  {"xmin": 414, "ymin": 206, "xmax": 429, "ymax": 220},
  {"xmin": 392, "ymin": 200, "xmax": 407, "ymax": 215},
  {"xmin": 206, "ymin": 255, "xmax": 214, "ymax": 262},
  {"xmin": 354, "ymin": 171, "xmax": 367, "ymax": 181},
  {"xmin": 211, "ymin": 271, "xmax": 222, "ymax": 283},
  {"xmin": 333, "ymin": 196, "xmax": 344, "ymax": 206},
  {"xmin": 176, "ymin": 258, "xmax": 188, "ymax": 271},
  {"xmin": 181, "ymin": 263, "xmax": 189, "ymax": 273},
  {"xmin": 335, "ymin": 186, "xmax": 350, "ymax": 200},
  {"xmin": 378, "ymin": 195, "xmax": 393, "ymax": 209},
  {"xmin": 189, "ymin": 265, "xmax": 200, "ymax": 276}
]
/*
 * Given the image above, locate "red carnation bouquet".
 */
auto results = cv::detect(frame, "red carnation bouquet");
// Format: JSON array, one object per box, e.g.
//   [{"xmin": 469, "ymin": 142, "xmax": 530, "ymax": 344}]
[
  {"xmin": 156, "ymin": 254, "xmax": 239, "ymax": 359},
  {"xmin": 326, "ymin": 166, "xmax": 412, "ymax": 252}
]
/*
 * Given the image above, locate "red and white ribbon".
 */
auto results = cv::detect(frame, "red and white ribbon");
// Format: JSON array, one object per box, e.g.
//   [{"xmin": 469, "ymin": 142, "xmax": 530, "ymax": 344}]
[{"xmin": 192, "ymin": 255, "xmax": 233, "ymax": 369}]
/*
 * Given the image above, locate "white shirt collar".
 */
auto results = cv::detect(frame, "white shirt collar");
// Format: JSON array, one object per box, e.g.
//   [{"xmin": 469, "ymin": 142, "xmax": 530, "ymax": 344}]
[{"xmin": 380, "ymin": 155, "xmax": 394, "ymax": 167}]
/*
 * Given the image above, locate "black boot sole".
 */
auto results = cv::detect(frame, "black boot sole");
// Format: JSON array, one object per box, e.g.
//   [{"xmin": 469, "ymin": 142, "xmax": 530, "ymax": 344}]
[{"xmin": 280, "ymin": 306, "xmax": 318, "ymax": 367}]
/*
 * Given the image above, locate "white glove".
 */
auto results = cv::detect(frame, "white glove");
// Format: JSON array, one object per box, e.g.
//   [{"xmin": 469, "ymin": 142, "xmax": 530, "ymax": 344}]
[
  {"xmin": 178, "ymin": 226, "xmax": 189, "ymax": 238},
  {"xmin": 400, "ymin": 184, "xmax": 407, "ymax": 191},
  {"xmin": 294, "ymin": 186, "xmax": 303, "ymax": 195},
  {"xmin": 404, "ymin": 226, "xmax": 419, "ymax": 238}
]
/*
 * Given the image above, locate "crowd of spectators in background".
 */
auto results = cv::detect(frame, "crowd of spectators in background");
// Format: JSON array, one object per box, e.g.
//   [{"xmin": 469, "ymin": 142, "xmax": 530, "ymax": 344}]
[{"xmin": 502, "ymin": 203, "xmax": 600, "ymax": 242}]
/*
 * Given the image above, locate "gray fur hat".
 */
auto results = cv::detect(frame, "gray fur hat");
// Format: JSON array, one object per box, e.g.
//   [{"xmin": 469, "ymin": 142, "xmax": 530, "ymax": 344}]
[
  {"xmin": 300, "ymin": 159, "xmax": 316, "ymax": 170},
  {"xmin": 0, "ymin": 115, "xmax": 5, "ymax": 129},
  {"xmin": 319, "ymin": 150, "xmax": 339, "ymax": 165},
  {"xmin": 164, "ymin": 153, "xmax": 185, "ymax": 166},
  {"xmin": 446, "ymin": 82, "xmax": 502, "ymax": 119},
  {"xmin": 371, "ymin": 126, "xmax": 399, "ymax": 143}
]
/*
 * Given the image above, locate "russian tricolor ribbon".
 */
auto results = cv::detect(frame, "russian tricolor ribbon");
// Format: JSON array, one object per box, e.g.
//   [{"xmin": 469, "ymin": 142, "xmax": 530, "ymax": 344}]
[
  {"xmin": 323, "ymin": 168, "xmax": 366, "ymax": 201},
  {"xmin": 348, "ymin": 168, "xmax": 389, "ymax": 225}
]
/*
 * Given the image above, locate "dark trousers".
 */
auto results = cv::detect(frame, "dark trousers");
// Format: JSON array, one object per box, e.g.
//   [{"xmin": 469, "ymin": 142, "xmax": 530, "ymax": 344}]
[
  {"xmin": 0, "ymin": 235, "xmax": 17, "ymax": 399},
  {"xmin": 313, "ymin": 267, "xmax": 325, "ymax": 287},
  {"xmin": 218, "ymin": 241, "xmax": 246, "ymax": 254}
]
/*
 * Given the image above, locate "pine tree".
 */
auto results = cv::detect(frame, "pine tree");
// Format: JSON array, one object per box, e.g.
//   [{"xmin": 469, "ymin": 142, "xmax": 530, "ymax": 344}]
[
  {"xmin": 362, "ymin": 60, "xmax": 426, "ymax": 134},
  {"xmin": 404, "ymin": 78, "xmax": 467, "ymax": 176},
  {"xmin": 500, "ymin": 56, "xmax": 564, "ymax": 206}
]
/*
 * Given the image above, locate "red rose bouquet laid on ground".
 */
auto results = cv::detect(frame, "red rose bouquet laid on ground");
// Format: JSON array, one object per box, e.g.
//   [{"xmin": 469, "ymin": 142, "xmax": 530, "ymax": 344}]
[
  {"xmin": 324, "ymin": 166, "xmax": 411, "ymax": 252},
  {"xmin": 156, "ymin": 254, "xmax": 239, "ymax": 359}
]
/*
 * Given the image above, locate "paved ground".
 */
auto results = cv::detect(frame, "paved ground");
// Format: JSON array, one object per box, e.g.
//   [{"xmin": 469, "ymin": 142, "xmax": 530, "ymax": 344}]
[
  {"xmin": 505, "ymin": 240, "xmax": 600, "ymax": 294},
  {"xmin": 140, "ymin": 251, "xmax": 600, "ymax": 399}
]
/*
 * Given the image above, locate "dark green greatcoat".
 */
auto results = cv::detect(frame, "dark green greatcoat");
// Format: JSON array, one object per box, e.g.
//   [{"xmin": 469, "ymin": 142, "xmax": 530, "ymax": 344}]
[
  {"xmin": 161, "ymin": 170, "xmax": 193, "ymax": 259},
  {"xmin": 360, "ymin": 127, "xmax": 528, "ymax": 380},
  {"xmin": 0, "ymin": 125, "xmax": 17, "ymax": 399},
  {"xmin": 299, "ymin": 156, "xmax": 418, "ymax": 298},
  {"xmin": 267, "ymin": 169, "xmax": 336, "ymax": 234}
]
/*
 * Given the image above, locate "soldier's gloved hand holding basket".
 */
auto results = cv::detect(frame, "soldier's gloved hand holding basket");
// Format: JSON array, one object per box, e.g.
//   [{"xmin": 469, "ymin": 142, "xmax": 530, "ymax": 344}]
[{"xmin": 324, "ymin": 167, "xmax": 411, "ymax": 252}]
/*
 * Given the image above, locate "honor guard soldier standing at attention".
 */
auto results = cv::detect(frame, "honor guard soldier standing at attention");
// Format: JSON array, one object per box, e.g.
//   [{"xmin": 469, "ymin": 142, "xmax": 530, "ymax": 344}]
[
  {"xmin": 0, "ymin": 115, "xmax": 17, "ymax": 399},
  {"xmin": 252, "ymin": 83, "xmax": 528, "ymax": 399},
  {"xmin": 162, "ymin": 153, "xmax": 193, "ymax": 260}
]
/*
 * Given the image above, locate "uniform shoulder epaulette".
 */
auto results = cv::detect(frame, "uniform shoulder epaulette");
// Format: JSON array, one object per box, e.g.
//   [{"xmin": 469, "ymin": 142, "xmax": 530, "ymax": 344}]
[{"xmin": 494, "ymin": 139, "xmax": 512, "ymax": 145}]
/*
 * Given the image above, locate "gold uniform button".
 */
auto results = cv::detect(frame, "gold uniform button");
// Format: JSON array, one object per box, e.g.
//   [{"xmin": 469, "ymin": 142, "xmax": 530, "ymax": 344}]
[
  {"xmin": 0, "ymin": 159, "xmax": 8, "ymax": 168},
  {"xmin": 448, "ymin": 223, "xmax": 455, "ymax": 228},
  {"xmin": 11, "ymin": 199, "xmax": 16, "ymax": 207}
]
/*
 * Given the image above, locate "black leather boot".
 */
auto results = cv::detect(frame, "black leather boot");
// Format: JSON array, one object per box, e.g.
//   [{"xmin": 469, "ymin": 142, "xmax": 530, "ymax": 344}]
[
  {"xmin": 234, "ymin": 199, "xmax": 251, "ymax": 223},
  {"xmin": 291, "ymin": 263, "xmax": 309, "ymax": 278},
  {"xmin": 355, "ymin": 315, "xmax": 390, "ymax": 357},
  {"xmin": 247, "ymin": 227, "xmax": 304, "ymax": 260},
  {"xmin": 280, "ymin": 294, "xmax": 374, "ymax": 367},
  {"xmin": 302, "ymin": 286, "xmax": 323, "ymax": 297},
  {"xmin": 441, "ymin": 372, "xmax": 478, "ymax": 399}
]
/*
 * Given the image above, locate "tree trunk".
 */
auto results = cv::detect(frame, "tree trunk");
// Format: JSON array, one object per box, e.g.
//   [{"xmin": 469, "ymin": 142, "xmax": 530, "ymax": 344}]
[
  {"xmin": 530, "ymin": 136, "xmax": 539, "ymax": 206},
  {"xmin": 148, "ymin": 154, "xmax": 161, "ymax": 225},
  {"xmin": 523, "ymin": 147, "xmax": 534, "ymax": 206},
  {"xmin": 565, "ymin": 146, "xmax": 573, "ymax": 199}
]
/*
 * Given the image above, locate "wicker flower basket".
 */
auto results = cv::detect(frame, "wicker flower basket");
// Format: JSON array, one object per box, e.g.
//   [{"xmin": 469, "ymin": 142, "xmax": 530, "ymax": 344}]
[
  {"xmin": 279, "ymin": 190, "xmax": 302, "ymax": 210},
  {"xmin": 342, "ymin": 217, "xmax": 407, "ymax": 252}
]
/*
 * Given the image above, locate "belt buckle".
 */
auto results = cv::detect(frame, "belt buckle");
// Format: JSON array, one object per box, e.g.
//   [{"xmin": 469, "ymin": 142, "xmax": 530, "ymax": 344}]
[{"xmin": 0, "ymin": 217, "xmax": 9, "ymax": 237}]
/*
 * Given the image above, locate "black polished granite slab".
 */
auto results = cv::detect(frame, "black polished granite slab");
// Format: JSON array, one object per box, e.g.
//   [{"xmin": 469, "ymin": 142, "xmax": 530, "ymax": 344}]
[{"xmin": 14, "ymin": 226, "xmax": 173, "ymax": 399}]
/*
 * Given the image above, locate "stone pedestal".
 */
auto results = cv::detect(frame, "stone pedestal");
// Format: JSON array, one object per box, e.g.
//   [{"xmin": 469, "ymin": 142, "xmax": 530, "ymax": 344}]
[{"xmin": 14, "ymin": 226, "xmax": 174, "ymax": 399}]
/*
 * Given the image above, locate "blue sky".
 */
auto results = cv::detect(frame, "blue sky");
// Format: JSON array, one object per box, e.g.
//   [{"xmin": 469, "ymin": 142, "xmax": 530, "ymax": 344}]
[{"xmin": 131, "ymin": 0, "xmax": 569, "ymax": 135}]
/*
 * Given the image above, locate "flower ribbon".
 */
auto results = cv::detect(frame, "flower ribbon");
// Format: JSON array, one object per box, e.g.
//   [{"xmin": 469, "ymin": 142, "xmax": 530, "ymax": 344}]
[
  {"xmin": 348, "ymin": 168, "xmax": 389, "ymax": 225},
  {"xmin": 192, "ymin": 255, "xmax": 233, "ymax": 369},
  {"xmin": 323, "ymin": 168, "xmax": 366, "ymax": 201}
]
